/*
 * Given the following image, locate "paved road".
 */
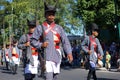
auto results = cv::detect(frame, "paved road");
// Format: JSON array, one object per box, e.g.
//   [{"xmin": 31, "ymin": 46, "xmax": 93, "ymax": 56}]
[{"xmin": 0, "ymin": 65, "xmax": 120, "ymax": 80}]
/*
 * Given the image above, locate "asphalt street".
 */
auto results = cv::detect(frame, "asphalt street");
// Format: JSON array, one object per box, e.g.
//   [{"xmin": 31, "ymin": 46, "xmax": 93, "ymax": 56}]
[{"xmin": 0, "ymin": 65, "xmax": 120, "ymax": 80}]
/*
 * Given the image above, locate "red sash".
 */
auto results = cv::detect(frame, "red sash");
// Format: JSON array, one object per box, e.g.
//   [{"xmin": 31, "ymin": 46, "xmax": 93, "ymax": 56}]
[
  {"xmin": 43, "ymin": 22, "xmax": 56, "ymax": 35},
  {"xmin": 26, "ymin": 34, "xmax": 38, "ymax": 56},
  {"xmin": 12, "ymin": 48, "xmax": 19, "ymax": 58},
  {"xmin": 42, "ymin": 22, "xmax": 61, "ymax": 49},
  {"xmin": 89, "ymin": 36, "xmax": 97, "ymax": 51},
  {"xmin": 12, "ymin": 54, "xmax": 19, "ymax": 58},
  {"xmin": 6, "ymin": 51, "xmax": 8, "ymax": 56},
  {"xmin": 6, "ymin": 54, "xmax": 8, "ymax": 56},
  {"xmin": 31, "ymin": 47, "xmax": 38, "ymax": 56}
]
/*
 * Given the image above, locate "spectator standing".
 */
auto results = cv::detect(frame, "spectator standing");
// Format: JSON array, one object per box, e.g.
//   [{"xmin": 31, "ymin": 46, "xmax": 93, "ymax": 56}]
[{"xmin": 105, "ymin": 50, "xmax": 111, "ymax": 71}]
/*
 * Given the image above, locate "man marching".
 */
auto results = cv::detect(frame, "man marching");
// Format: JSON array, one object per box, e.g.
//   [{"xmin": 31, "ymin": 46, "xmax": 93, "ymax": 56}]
[
  {"xmin": 18, "ymin": 19, "xmax": 39, "ymax": 80},
  {"xmin": 9, "ymin": 39, "xmax": 21, "ymax": 74},
  {"xmin": 81, "ymin": 23, "xmax": 104, "ymax": 80},
  {"xmin": 2, "ymin": 44, "xmax": 11, "ymax": 70},
  {"xmin": 30, "ymin": 2, "xmax": 73, "ymax": 80}
]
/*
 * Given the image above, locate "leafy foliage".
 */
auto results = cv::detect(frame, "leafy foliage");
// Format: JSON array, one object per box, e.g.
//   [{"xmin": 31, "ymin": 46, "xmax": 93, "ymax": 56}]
[
  {"xmin": 75, "ymin": 0, "xmax": 120, "ymax": 42},
  {"xmin": 75, "ymin": 0, "xmax": 120, "ymax": 27},
  {"xmin": 0, "ymin": 0, "xmax": 82, "ymax": 45}
]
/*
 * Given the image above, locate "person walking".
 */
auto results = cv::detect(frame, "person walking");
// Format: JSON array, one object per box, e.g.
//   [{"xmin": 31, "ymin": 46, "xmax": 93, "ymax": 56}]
[
  {"xmin": 2, "ymin": 44, "xmax": 11, "ymax": 70},
  {"xmin": 9, "ymin": 39, "xmax": 21, "ymax": 74},
  {"xmin": 30, "ymin": 2, "xmax": 73, "ymax": 80},
  {"xmin": 0, "ymin": 45, "xmax": 2, "ymax": 65},
  {"xmin": 81, "ymin": 23, "xmax": 104, "ymax": 80},
  {"xmin": 105, "ymin": 50, "xmax": 111, "ymax": 71},
  {"xmin": 18, "ymin": 19, "xmax": 39, "ymax": 80}
]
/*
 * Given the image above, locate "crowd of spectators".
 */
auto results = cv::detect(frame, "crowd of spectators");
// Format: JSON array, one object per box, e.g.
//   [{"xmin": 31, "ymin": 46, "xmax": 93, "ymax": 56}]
[{"xmin": 61, "ymin": 40, "xmax": 120, "ymax": 71}]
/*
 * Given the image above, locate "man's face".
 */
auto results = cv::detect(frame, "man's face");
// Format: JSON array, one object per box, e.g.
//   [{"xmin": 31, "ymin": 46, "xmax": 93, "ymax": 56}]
[
  {"xmin": 92, "ymin": 30, "xmax": 99, "ymax": 37},
  {"xmin": 6, "ymin": 45, "xmax": 10, "ymax": 49},
  {"xmin": 29, "ymin": 26, "xmax": 35, "ymax": 33},
  {"xmin": 45, "ymin": 11, "xmax": 55, "ymax": 22}
]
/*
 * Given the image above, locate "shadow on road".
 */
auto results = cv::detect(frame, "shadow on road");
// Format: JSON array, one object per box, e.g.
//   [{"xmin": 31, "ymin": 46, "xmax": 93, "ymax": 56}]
[
  {"xmin": 98, "ymin": 78, "xmax": 118, "ymax": 80},
  {"xmin": 0, "ymin": 66, "xmax": 12, "ymax": 74},
  {"xmin": 61, "ymin": 66, "xmax": 73, "ymax": 71},
  {"xmin": 1, "ymin": 70, "xmax": 12, "ymax": 74}
]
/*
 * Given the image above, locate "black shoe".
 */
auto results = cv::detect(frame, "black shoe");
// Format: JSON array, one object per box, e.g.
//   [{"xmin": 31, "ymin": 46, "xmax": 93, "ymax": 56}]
[
  {"xmin": 39, "ymin": 74, "xmax": 45, "ymax": 79},
  {"xmin": 12, "ymin": 71, "xmax": 17, "ymax": 75},
  {"xmin": 108, "ymin": 69, "xmax": 111, "ymax": 71}
]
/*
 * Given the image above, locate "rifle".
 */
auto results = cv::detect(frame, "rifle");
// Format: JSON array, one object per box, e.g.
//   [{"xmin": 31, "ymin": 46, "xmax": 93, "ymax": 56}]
[
  {"xmin": 38, "ymin": 24, "xmax": 46, "ymax": 77},
  {"xmin": 22, "ymin": 34, "xmax": 30, "ymax": 68}
]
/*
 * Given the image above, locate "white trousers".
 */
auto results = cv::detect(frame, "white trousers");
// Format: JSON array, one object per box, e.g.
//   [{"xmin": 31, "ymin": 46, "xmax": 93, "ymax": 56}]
[
  {"xmin": 25, "ymin": 56, "xmax": 39, "ymax": 74},
  {"xmin": 46, "ymin": 61, "xmax": 61, "ymax": 74}
]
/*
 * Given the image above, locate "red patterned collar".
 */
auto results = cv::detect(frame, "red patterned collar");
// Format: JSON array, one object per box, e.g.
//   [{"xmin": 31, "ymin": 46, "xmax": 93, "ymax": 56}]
[{"xmin": 42, "ymin": 21, "xmax": 56, "ymax": 28}]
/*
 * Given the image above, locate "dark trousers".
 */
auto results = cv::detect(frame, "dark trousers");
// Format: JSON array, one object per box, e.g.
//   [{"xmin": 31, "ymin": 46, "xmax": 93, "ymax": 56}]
[
  {"xmin": 6, "ymin": 61, "xmax": 9, "ymax": 70},
  {"xmin": 11, "ymin": 64, "xmax": 18, "ymax": 74},
  {"xmin": 87, "ymin": 67, "xmax": 97, "ymax": 80},
  {"xmin": 25, "ymin": 73, "xmax": 35, "ymax": 80}
]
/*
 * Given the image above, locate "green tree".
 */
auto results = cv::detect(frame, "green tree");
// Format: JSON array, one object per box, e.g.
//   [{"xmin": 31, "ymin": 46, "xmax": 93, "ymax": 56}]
[
  {"xmin": 75, "ymin": 0, "xmax": 117, "ymax": 26},
  {"xmin": 0, "ymin": 0, "xmax": 83, "ymax": 45},
  {"xmin": 75, "ymin": 0, "xmax": 120, "ymax": 42}
]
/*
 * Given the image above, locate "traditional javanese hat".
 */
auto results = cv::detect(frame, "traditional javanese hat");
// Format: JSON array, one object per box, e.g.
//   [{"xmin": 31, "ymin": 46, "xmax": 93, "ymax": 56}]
[
  {"xmin": 44, "ymin": 1, "xmax": 57, "ymax": 14},
  {"xmin": 27, "ymin": 19, "xmax": 36, "ymax": 27},
  {"xmin": 89, "ymin": 23, "xmax": 99, "ymax": 32}
]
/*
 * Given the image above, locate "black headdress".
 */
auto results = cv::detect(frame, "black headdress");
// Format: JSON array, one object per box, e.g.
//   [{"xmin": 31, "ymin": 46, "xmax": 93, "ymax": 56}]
[
  {"xmin": 44, "ymin": 0, "xmax": 57, "ymax": 14},
  {"xmin": 27, "ymin": 19, "xmax": 36, "ymax": 27},
  {"xmin": 87, "ymin": 23, "xmax": 99, "ymax": 35},
  {"xmin": 89, "ymin": 23, "xmax": 99, "ymax": 32}
]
